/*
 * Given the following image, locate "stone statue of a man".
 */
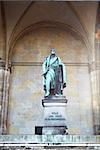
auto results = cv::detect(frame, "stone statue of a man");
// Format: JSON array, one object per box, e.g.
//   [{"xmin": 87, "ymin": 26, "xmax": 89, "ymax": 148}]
[{"xmin": 42, "ymin": 48, "xmax": 66, "ymax": 97}]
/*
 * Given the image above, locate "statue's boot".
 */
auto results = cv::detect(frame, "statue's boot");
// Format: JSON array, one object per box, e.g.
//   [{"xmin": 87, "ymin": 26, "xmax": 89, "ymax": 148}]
[{"xmin": 45, "ymin": 91, "xmax": 50, "ymax": 97}]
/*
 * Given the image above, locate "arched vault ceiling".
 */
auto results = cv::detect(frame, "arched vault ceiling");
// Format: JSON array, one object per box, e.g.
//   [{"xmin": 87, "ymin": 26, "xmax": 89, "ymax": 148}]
[
  {"xmin": 70, "ymin": 1, "xmax": 98, "ymax": 44},
  {"xmin": 4, "ymin": 2, "xmax": 87, "ymax": 44},
  {"xmin": 4, "ymin": 1, "xmax": 98, "ymax": 50},
  {"xmin": 4, "ymin": 1, "xmax": 31, "ymax": 42}
]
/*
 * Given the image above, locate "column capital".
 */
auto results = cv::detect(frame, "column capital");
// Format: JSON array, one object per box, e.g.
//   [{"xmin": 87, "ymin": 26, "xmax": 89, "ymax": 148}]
[{"xmin": 89, "ymin": 61, "xmax": 100, "ymax": 72}]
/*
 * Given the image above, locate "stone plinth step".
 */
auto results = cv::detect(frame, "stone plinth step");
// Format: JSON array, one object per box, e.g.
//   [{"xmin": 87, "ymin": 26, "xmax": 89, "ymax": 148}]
[
  {"xmin": 42, "ymin": 96, "xmax": 68, "ymax": 107},
  {"xmin": 0, "ymin": 135, "xmax": 99, "ymax": 147}
]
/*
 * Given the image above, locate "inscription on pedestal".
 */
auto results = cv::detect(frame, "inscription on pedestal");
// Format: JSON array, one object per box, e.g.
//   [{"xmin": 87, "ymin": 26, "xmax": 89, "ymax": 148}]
[{"xmin": 45, "ymin": 112, "xmax": 65, "ymax": 121}]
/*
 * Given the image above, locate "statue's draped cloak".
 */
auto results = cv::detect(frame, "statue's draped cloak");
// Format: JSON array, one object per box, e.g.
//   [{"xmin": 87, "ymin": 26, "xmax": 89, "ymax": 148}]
[{"xmin": 42, "ymin": 55, "xmax": 66, "ymax": 88}]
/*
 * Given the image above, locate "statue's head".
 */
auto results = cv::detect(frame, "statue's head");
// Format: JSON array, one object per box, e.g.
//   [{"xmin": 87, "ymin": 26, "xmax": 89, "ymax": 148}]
[{"xmin": 50, "ymin": 48, "xmax": 56, "ymax": 55}]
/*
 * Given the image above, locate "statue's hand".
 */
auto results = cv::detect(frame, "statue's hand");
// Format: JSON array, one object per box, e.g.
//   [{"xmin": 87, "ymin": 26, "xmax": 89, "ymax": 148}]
[
  {"xmin": 43, "ymin": 72, "xmax": 47, "ymax": 79},
  {"xmin": 63, "ymin": 83, "xmax": 66, "ymax": 88}
]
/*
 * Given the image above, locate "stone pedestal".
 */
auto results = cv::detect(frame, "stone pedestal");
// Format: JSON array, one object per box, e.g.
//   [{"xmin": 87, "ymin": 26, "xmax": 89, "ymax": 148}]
[{"xmin": 42, "ymin": 95, "xmax": 68, "ymax": 135}]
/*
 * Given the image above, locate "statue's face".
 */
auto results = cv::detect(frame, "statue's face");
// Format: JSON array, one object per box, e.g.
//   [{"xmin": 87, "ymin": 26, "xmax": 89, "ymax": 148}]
[{"xmin": 51, "ymin": 48, "xmax": 56, "ymax": 55}]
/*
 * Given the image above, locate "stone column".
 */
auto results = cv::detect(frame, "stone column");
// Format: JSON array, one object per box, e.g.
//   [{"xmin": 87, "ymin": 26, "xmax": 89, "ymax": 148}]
[
  {"xmin": 0, "ymin": 2, "xmax": 6, "ymax": 134},
  {"xmin": 90, "ymin": 29, "xmax": 100, "ymax": 135},
  {"xmin": 0, "ymin": 62, "xmax": 5, "ymax": 134},
  {"xmin": 0, "ymin": 68, "xmax": 10, "ymax": 134}
]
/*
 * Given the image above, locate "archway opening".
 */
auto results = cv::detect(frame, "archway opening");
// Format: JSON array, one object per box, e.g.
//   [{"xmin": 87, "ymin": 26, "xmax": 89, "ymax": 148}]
[{"xmin": 8, "ymin": 23, "xmax": 93, "ymax": 134}]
